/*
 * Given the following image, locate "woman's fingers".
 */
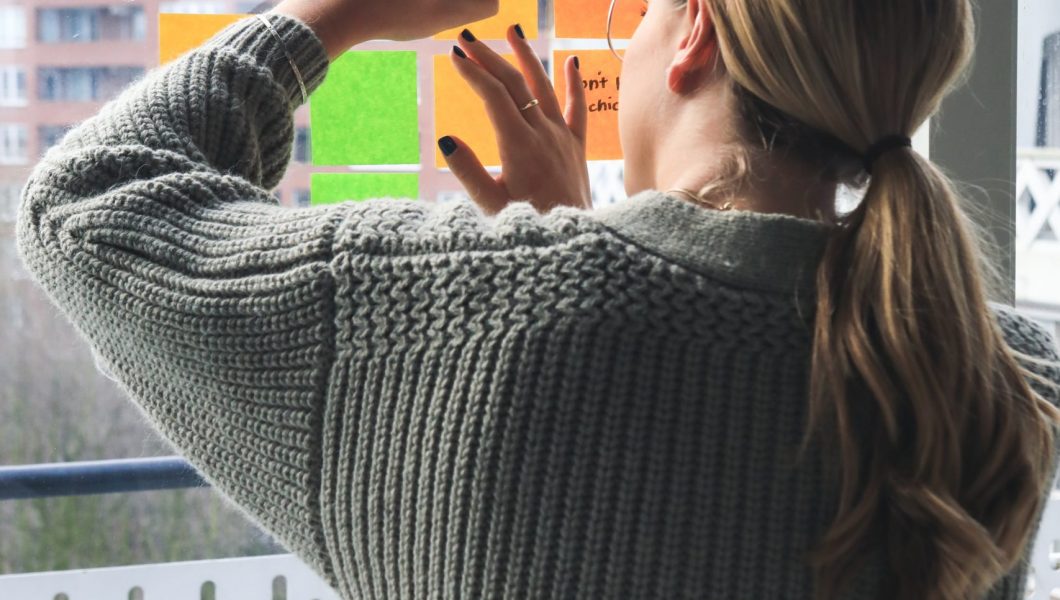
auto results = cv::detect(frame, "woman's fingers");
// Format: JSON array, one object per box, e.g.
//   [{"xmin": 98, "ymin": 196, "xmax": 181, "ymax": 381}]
[
  {"xmin": 438, "ymin": 135, "xmax": 509, "ymax": 215},
  {"xmin": 450, "ymin": 46, "xmax": 532, "ymax": 141},
  {"xmin": 506, "ymin": 25, "xmax": 564, "ymax": 122},
  {"xmin": 563, "ymin": 55, "xmax": 588, "ymax": 142},
  {"xmin": 456, "ymin": 29, "xmax": 548, "ymax": 128}
]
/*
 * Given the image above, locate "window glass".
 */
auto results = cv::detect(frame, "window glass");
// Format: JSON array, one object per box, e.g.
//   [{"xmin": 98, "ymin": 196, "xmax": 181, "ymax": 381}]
[
  {"xmin": 0, "ymin": 0, "xmax": 1055, "ymax": 586},
  {"xmin": 0, "ymin": 1, "xmax": 312, "ymax": 577},
  {"xmin": 37, "ymin": 7, "xmax": 146, "ymax": 43},
  {"xmin": 294, "ymin": 126, "xmax": 311, "ymax": 163},
  {"xmin": 37, "ymin": 124, "xmax": 71, "ymax": 154},
  {"xmin": 0, "ymin": 6, "xmax": 27, "ymax": 49},
  {"xmin": 0, "ymin": 66, "xmax": 27, "ymax": 106},
  {"xmin": 0, "ymin": 4, "xmax": 627, "ymax": 574},
  {"xmin": 0, "ymin": 123, "xmax": 28, "ymax": 165},
  {"xmin": 38, "ymin": 67, "xmax": 144, "ymax": 102},
  {"xmin": 1016, "ymin": 0, "xmax": 1060, "ymax": 340},
  {"xmin": 0, "ymin": 183, "xmax": 22, "ymax": 221}
]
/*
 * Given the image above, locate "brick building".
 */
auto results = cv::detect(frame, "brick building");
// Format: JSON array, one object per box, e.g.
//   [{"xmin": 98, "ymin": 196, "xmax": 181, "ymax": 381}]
[{"xmin": 0, "ymin": 0, "xmax": 323, "ymax": 225}]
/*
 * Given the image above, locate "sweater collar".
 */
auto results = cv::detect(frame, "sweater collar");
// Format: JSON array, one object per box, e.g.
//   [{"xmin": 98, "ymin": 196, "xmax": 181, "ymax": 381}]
[{"xmin": 590, "ymin": 189, "xmax": 836, "ymax": 296}]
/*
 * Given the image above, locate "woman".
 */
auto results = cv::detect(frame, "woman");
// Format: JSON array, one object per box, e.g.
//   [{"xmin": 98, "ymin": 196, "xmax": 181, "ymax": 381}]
[{"xmin": 15, "ymin": 0, "xmax": 1060, "ymax": 597}]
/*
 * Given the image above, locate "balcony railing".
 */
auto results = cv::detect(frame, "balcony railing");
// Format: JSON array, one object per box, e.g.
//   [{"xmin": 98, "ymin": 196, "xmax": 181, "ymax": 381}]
[
  {"xmin": 2, "ymin": 455, "xmax": 1059, "ymax": 598},
  {"xmin": 1017, "ymin": 147, "xmax": 1060, "ymax": 330},
  {"xmin": 0, "ymin": 553, "xmax": 340, "ymax": 600},
  {"xmin": 0, "ymin": 457, "xmax": 339, "ymax": 599},
  {"xmin": 0, "ymin": 456, "xmax": 205, "ymax": 500}
]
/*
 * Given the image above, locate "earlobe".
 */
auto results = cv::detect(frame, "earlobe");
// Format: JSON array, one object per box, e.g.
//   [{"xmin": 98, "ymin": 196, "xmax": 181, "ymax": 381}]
[
  {"xmin": 666, "ymin": 64, "xmax": 683, "ymax": 93},
  {"xmin": 666, "ymin": 59, "xmax": 696, "ymax": 94}
]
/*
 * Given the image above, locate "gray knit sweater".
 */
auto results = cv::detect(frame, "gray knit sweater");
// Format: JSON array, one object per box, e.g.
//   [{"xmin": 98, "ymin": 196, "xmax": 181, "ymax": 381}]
[{"xmin": 15, "ymin": 14, "xmax": 1060, "ymax": 600}]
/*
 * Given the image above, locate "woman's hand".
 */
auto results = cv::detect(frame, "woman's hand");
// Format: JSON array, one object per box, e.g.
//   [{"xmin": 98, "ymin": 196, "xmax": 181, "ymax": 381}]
[
  {"xmin": 440, "ymin": 26, "xmax": 592, "ymax": 215},
  {"xmin": 271, "ymin": 3, "xmax": 592, "ymax": 215},
  {"xmin": 272, "ymin": 0, "xmax": 499, "ymax": 58}
]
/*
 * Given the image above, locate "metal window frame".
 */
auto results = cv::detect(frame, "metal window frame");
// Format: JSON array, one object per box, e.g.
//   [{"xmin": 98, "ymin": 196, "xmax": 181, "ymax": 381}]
[{"xmin": 930, "ymin": 0, "xmax": 1018, "ymax": 304}]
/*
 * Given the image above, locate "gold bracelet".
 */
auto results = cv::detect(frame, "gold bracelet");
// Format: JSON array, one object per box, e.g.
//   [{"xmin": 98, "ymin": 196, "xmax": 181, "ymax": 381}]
[{"xmin": 255, "ymin": 14, "xmax": 309, "ymax": 105}]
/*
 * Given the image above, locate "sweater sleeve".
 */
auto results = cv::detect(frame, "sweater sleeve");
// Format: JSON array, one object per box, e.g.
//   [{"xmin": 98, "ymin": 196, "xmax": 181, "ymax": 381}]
[{"xmin": 15, "ymin": 15, "xmax": 341, "ymax": 585}]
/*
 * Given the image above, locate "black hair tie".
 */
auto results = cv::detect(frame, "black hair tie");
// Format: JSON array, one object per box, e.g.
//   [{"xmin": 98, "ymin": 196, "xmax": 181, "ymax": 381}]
[{"xmin": 863, "ymin": 135, "xmax": 912, "ymax": 174}]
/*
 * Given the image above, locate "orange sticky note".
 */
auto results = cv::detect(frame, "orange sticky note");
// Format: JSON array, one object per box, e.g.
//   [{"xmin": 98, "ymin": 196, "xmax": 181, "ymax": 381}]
[
  {"xmin": 555, "ymin": 0, "xmax": 643, "ymax": 39},
  {"xmin": 435, "ymin": 0, "xmax": 538, "ymax": 40},
  {"xmin": 159, "ymin": 13, "xmax": 246, "ymax": 64},
  {"xmin": 554, "ymin": 50, "xmax": 623, "ymax": 160},
  {"xmin": 434, "ymin": 53, "xmax": 522, "ymax": 168}
]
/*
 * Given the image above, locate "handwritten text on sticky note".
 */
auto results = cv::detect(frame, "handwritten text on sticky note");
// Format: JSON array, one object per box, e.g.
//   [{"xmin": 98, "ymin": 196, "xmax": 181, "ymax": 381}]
[{"xmin": 554, "ymin": 50, "xmax": 623, "ymax": 160}]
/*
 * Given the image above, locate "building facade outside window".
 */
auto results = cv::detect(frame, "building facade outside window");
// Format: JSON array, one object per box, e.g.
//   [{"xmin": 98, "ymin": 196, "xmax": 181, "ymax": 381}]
[
  {"xmin": 37, "ymin": 7, "xmax": 146, "ymax": 44},
  {"xmin": 0, "ymin": 124, "xmax": 28, "ymax": 165},
  {"xmin": 0, "ymin": 66, "xmax": 27, "ymax": 106},
  {"xmin": 37, "ymin": 124, "xmax": 71, "ymax": 155},
  {"xmin": 294, "ymin": 126, "xmax": 310, "ymax": 163},
  {"xmin": 38, "ymin": 66, "xmax": 145, "ymax": 102},
  {"xmin": 0, "ymin": 6, "xmax": 27, "ymax": 49},
  {"xmin": 160, "ymin": 1, "xmax": 263, "ymax": 13},
  {"xmin": 0, "ymin": 183, "xmax": 21, "ymax": 222}
]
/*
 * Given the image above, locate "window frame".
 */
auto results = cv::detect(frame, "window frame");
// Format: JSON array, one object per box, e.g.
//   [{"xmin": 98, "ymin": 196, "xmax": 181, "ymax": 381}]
[
  {"xmin": 930, "ymin": 0, "xmax": 1019, "ymax": 303},
  {"xmin": 0, "ymin": 66, "xmax": 28, "ymax": 107},
  {"xmin": 0, "ymin": 123, "xmax": 29, "ymax": 165}
]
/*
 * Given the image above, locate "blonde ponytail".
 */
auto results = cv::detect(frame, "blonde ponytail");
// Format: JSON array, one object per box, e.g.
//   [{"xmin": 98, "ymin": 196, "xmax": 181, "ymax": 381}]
[
  {"xmin": 696, "ymin": 1, "xmax": 1060, "ymax": 598},
  {"xmin": 810, "ymin": 144, "xmax": 1056, "ymax": 599}
]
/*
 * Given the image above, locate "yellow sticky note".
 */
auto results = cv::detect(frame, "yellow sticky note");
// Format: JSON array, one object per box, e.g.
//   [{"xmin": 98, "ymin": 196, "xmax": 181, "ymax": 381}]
[
  {"xmin": 554, "ymin": 50, "xmax": 623, "ymax": 160},
  {"xmin": 159, "ymin": 13, "xmax": 247, "ymax": 64},
  {"xmin": 555, "ymin": 0, "xmax": 642, "ymax": 39},
  {"xmin": 435, "ymin": 0, "xmax": 538, "ymax": 40},
  {"xmin": 434, "ymin": 53, "xmax": 521, "ymax": 168}
]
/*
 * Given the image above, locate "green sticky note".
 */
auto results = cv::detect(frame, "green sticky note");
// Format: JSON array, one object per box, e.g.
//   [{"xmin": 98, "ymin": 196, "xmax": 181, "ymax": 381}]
[
  {"xmin": 310, "ymin": 51, "xmax": 419, "ymax": 165},
  {"xmin": 310, "ymin": 173, "xmax": 420, "ymax": 205}
]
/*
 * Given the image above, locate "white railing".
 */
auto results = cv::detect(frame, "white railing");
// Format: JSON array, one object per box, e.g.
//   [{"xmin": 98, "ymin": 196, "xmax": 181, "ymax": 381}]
[
  {"xmin": 1031, "ymin": 484, "xmax": 1060, "ymax": 600},
  {"xmin": 0, "ymin": 531, "xmax": 1054, "ymax": 599},
  {"xmin": 0, "ymin": 554, "xmax": 339, "ymax": 600},
  {"xmin": 1012, "ymin": 146, "xmax": 1060, "ymax": 598},
  {"xmin": 1017, "ymin": 148, "xmax": 1060, "ymax": 250},
  {"xmin": 1016, "ymin": 147, "xmax": 1060, "ymax": 326}
]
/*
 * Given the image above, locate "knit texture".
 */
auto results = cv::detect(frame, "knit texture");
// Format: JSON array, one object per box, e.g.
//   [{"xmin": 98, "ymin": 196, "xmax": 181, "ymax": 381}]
[{"xmin": 15, "ymin": 13, "xmax": 1060, "ymax": 599}]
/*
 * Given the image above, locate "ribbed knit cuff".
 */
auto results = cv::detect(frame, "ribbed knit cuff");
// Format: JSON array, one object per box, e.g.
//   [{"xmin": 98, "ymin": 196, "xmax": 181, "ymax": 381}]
[{"xmin": 207, "ymin": 13, "xmax": 330, "ymax": 109}]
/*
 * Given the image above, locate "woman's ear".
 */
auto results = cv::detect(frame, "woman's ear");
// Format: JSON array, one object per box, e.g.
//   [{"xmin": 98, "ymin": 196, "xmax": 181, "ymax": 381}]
[{"xmin": 666, "ymin": 0, "xmax": 720, "ymax": 94}]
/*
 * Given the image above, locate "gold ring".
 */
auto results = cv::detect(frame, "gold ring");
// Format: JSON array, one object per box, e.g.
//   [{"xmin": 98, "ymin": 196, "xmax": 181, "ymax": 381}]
[{"xmin": 519, "ymin": 98, "xmax": 539, "ymax": 112}]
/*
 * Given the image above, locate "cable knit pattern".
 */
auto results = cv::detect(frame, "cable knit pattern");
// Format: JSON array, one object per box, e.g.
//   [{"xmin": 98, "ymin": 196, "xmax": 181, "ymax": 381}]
[{"xmin": 15, "ymin": 13, "xmax": 1060, "ymax": 599}]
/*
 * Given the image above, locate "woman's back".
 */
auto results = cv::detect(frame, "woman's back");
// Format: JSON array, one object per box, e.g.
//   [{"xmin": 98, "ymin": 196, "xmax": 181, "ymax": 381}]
[{"xmin": 308, "ymin": 192, "xmax": 1060, "ymax": 598}]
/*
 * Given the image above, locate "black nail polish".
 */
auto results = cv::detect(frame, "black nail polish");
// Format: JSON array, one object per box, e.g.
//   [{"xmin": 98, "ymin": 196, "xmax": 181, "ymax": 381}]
[
  {"xmin": 438, "ymin": 136, "xmax": 458, "ymax": 157},
  {"xmin": 514, "ymin": 23, "xmax": 525, "ymax": 39},
  {"xmin": 461, "ymin": 28, "xmax": 476, "ymax": 42},
  {"xmin": 573, "ymin": 55, "xmax": 580, "ymax": 70},
  {"xmin": 453, "ymin": 45, "xmax": 467, "ymax": 59}
]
